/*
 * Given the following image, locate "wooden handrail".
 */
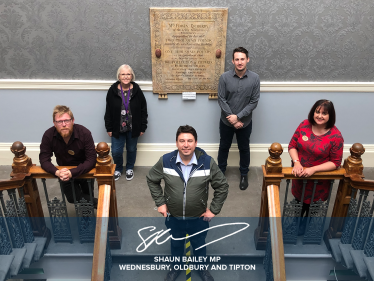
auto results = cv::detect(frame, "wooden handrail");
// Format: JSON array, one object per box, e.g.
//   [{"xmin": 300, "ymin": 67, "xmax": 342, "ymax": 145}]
[
  {"xmin": 282, "ymin": 167, "xmax": 346, "ymax": 180},
  {"xmin": 0, "ymin": 173, "xmax": 28, "ymax": 190},
  {"xmin": 263, "ymin": 166, "xmax": 346, "ymax": 180},
  {"xmin": 27, "ymin": 166, "xmax": 96, "ymax": 179},
  {"xmin": 92, "ymin": 184, "xmax": 111, "ymax": 281},
  {"xmin": 5, "ymin": 141, "xmax": 122, "ymax": 249},
  {"xmin": 349, "ymin": 174, "xmax": 374, "ymax": 190},
  {"xmin": 255, "ymin": 142, "xmax": 366, "ymax": 250},
  {"xmin": 267, "ymin": 184, "xmax": 286, "ymax": 281}
]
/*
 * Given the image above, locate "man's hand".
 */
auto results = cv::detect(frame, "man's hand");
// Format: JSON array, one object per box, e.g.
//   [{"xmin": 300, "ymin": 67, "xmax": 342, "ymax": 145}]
[
  {"xmin": 158, "ymin": 204, "xmax": 168, "ymax": 217},
  {"xmin": 226, "ymin": 114, "xmax": 239, "ymax": 125},
  {"xmin": 234, "ymin": 121, "xmax": 244, "ymax": 129},
  {"xmin": 55, "ymin": 168, "xmax": 72, "ymax": 181},
  {"xmin": 200, "ymin": 208, "xmax": 215, "ymax": 222},
  {"xmin": 140, "ymin": 132, "xmax": 144, "ymax": 136},
  {"xmin": 107, "ymin": 132, "xmax": 112, "ymax": 137}
]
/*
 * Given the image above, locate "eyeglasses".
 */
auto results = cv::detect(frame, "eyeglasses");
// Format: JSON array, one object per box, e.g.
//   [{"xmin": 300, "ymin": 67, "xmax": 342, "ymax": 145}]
[
  {"xmin": 120, "ymin": 74, "xmax": 132, "ymax": 77},
  {"xmin": 55, "ymin": 119, "xmax": 72, "ymax": 125}
]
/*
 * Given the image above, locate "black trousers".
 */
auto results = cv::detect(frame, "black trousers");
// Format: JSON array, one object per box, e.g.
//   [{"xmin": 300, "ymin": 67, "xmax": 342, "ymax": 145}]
[
  {"xmin": 59, "ymin": 179, "xmax": 93, "ymax": 204},
  {"xmin": 295, "ymin": 198, "xmax": 310, "ymax": 217}
]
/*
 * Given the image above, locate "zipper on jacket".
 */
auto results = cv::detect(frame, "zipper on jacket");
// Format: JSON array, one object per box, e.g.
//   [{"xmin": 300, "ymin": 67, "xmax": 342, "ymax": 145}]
[
  {"xmin": 176, "ymin": 164, "xmax": 187, "ymax": 220},
  {"xmin": 200, "ymin": 199, "xmax": 206, "ymax": 207},
  {"xmin": 183, "ymin": 164, "xmax": 204, "ymax": 219}
]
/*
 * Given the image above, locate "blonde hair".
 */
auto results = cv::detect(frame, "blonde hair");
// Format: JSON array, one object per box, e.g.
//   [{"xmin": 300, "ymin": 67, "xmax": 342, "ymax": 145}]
[
  {"xmin": 53, "ymin": 105, "xmax": 74, "ymax": 121},
  {"xmin": 116, "ymin": 64, "xmax": 135, "ymax": 82}
]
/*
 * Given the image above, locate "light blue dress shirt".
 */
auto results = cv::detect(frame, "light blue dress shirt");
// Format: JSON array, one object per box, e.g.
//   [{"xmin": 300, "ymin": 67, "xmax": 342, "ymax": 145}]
[{"xmin": 176, "ymin": 152, "xmax": 197, "ymax": 183}]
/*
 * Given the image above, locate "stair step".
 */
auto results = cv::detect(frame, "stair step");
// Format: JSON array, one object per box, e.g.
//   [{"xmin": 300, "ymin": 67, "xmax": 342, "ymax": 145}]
[
  {"xmin": 0, "ymin": 255, "xmax": 14, "ymax": 281},
  {"xmin": 33, "ymin": 237, "xmax": 47, "ymax": 261},
  {"xmin": 22, "ymin": 243, "xmax": 37, "ymax": 269},
  {"xmin": 339, "ymin": 243, "xmax": 354, "ymax": 269},
  {"xmin": 9, "ymin": 248, "xmax": 26, "ymax": 276},
  {"xmin": 329, "ymin": 238, "xmax": 342, "ymax": 263},
  {"xmin": 350, "ymin": 250, "xmax": 367, "ymax": 278},
  {"xmin": 363, "ymin": 256, "xmax": 374, "ymax": 281}
]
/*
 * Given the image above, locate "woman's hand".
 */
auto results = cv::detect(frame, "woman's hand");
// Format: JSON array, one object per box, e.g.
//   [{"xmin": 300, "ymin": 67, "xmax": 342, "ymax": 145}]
[
  {"xmin": 299, "ymin": 167, "xmax": 316, "ymax": 177},
  {"xmin": 292, "ymin": 162, "xmax": 304, "ymax": 177},
  {"xmin": 140, "ymin": 132, "xmax": 144, "ymax": 136},
  {"xmin": 107, "ymin": 132, "xmax": 112, "ymax": 137}
]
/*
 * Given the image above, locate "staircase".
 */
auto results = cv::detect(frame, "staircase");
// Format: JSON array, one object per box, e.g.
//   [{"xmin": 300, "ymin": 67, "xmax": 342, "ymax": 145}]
[
  {"xmin": 0, "ymin": 203, "xmax": 47, "ymax": 281},
  {"xmin": 329, "ymin": 187, "xmax": 374, "ymax": 281},
  {"xmin": 2, "ymin": 141, "xmax": 374, "ymax": 281}
]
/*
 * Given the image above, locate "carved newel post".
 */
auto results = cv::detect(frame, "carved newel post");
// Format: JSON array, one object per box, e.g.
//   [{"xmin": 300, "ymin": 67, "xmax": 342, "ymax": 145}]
[
  {"xmin": 10, "ymin": 141, "xmax": 50, "ymax": 242},
  {"xmin": 343, "ymin": 143, "xmax": 365, "ymax": 176},
  {"xmin": 94, "ymin": 142, "xmax": 122, "ymax": 249},
  {"xmin": 255, "ymin": 143, "xmax": 284, "ymax": 250},
  {"xmin": 265, "ymin": 142, "xmax": 283, "ymax": 174},
  {"xmin": 11, "ymin": 141, "xmax": 32, "ymax": 174},
  {"xmin": 95, "ymin": 142, "xmax": 113, "ymax": 174},
  {"xmin": 324, "ymin": 143, "xmax": 365, "ymax": 246}
]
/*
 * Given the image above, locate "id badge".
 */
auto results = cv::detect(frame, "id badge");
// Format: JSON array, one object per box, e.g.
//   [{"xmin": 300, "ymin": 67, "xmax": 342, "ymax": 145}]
[{"xmin": 121, "ymin": 110, "xmax": 126, "ymax": 116}]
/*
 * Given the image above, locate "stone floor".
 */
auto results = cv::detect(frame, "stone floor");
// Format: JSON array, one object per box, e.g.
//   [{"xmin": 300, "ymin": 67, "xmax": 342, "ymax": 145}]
[{"xmin": 1, "ymin": 165, "xmax": 374, "ymax": 218}]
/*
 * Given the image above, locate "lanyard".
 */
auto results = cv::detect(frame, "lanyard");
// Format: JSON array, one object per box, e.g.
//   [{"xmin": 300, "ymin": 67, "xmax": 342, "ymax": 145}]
[{"xmin": 120, "ymin": 84, "xmax": 131, "ymax": 118}]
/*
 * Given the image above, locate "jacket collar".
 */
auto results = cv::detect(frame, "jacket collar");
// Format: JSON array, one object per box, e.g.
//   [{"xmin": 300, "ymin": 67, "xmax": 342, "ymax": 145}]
[{"xmin": 112, "ymin": 81, "xmax": 138, "ymax": 95}]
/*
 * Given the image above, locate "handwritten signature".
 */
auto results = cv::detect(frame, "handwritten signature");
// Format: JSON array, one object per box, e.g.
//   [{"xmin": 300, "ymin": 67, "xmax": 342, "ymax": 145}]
[{"xmin": 136, "ymin": 222, "xmax": 249, "ymax": 253}]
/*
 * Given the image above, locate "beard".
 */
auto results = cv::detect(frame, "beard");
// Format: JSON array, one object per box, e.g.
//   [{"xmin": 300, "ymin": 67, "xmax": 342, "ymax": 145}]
[{"xmin": 58, "ymin": 127, "xmax": 73, "ymax": 139}]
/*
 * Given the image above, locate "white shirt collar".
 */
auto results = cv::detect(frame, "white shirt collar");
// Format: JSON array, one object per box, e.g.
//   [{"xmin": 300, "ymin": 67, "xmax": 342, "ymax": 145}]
[{"xmin": 176, "ymin": 152, "xmax": 197, "ymax": 166}]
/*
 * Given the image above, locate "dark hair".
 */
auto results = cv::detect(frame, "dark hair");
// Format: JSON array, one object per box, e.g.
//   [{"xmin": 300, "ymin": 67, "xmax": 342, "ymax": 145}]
[
  {"xmin": 308, "ymin": 99, "xmax": 336, "ymax": 129},
  {"xmin": 232, "ymin": 47, "xmax": 249, "ymax": 59},
  {"xmin": 176, "ymin": 125, "xmax": 197, "ymax": 142}
]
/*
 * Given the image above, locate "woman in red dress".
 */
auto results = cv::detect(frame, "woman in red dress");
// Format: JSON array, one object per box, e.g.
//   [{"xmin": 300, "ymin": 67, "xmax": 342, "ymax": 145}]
[{"xmin": 288, "ymin": 99, "xmax": 344, "ymax": 234}]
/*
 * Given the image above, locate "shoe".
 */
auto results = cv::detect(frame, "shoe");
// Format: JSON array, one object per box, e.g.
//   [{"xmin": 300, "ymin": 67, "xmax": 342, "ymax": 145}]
[
  {"xmin": 239, "ymin": 175, "xmax": 248, "ymax": 190},
  {"xmin": 126, "ymin": 169, "xmax": 134, "ymax": 181},
  {"xmin": 198, "ymin": 269, "xmax": 214, "ymax": 281},
  {"xmin": 114, "ymin": 171, "xmax": 121, "ymax": 181},
  {"xmin": 165, "ymin": 268, "xmax": 181, "ymax": 281},
  {"xmin": 298, "ymin": 217, "xmax": 307, "ymax": 236}
]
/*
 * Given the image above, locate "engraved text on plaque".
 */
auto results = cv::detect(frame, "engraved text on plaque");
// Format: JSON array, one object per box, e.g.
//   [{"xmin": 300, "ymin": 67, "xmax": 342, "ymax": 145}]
[{"xmin": 150, "ymin": 8, "xmax": 228, "ymax": 99}]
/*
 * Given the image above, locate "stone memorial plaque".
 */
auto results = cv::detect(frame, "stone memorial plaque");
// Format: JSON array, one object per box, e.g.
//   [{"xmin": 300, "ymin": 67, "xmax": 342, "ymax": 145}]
[{"xmin": 150, "ymin": 8, "xmax": 228, "ymax": 99}]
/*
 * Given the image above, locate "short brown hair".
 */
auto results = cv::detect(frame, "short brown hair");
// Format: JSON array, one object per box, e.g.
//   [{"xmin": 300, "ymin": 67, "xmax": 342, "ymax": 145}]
[
  {"xmin": 233, "ymin": 47, "xmax": 248, "ymax": 59},
  {"xmin": 176, "ymin": 125, "xmax": 197, "ymax": 142},
  {"xmin": 53, "ymin": 105, "xmax": 74, "ymax": 121}
]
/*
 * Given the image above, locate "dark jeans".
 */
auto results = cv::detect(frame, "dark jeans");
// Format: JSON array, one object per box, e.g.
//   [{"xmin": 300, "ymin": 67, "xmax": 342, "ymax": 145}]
[
  {"xmin": 111, "ymin": 131, "xmax": 139, "ymax": 173},
  {"xmin": 60, "ymin": 179, "xmax": 93, "ymax": 204},
  {"xmin": 218, "ymin": 119, "xmax": 252, "ymax": 175},
  {"xmin": 165, "ymin": 217, "xmax": 209, "ymax": 266}
]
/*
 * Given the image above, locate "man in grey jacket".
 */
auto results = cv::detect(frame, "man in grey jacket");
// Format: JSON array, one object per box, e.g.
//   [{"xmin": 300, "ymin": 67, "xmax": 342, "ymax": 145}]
[
  {"xmin": 147, "ymin": 125, "xmax": 229, "ymax": 281},
  {"xmin": 217, "ymin": 47, "xmax": 260, "ymax": 190}
]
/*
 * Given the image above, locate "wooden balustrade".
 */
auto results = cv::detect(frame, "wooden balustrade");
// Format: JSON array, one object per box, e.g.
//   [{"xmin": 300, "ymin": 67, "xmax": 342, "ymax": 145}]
[
  {"xmin": 94, "ymin": 142, "xmax": 122, "ymax": 249},
  {"xmin": 323, "ymin": 143, "xmax": 365, "ymax": 247},
  {"xmin": 0, "ymin": 141, "xmax": 122, "ymax": 249},
  {"xmin": 267, "ymin": 184, "xmax": 286, "ymax": 281},
  {"xmin": 92, "ymin": 184, "xmax": 111, "ymax": 281},
  {"xmin": 255, "ymin": 142, "xmax": 366, "ymax": 250}
]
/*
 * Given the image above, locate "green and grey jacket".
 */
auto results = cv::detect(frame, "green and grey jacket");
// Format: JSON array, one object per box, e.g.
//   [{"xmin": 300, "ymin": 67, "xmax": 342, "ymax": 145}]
[{"xmin": 147, "ymin": 147, "xmax": 229, "ymax": 219}]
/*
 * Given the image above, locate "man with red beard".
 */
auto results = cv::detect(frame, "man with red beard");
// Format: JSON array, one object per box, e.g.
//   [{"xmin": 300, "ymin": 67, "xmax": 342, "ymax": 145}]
[{"xmin": 39, "ymin": 105, "xmax": 97, "ymax": 206}]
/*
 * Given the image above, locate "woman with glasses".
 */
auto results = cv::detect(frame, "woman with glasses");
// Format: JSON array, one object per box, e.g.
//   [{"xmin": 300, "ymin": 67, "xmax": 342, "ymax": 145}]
[
  {"xmin": 288, "ymin": 99, "xmax": 344, "ymax": 235},
  {"xmin": 104, "ymin": 64, "xmax": 148, "ymax": 181}
]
